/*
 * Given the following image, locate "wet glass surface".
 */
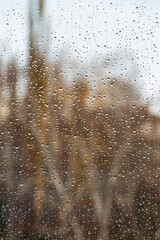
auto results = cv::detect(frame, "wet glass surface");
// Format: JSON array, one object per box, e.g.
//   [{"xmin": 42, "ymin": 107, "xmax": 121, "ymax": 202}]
[{"xmin": 0, "ymin": 1, "xmax": 160, "ymax": 239}]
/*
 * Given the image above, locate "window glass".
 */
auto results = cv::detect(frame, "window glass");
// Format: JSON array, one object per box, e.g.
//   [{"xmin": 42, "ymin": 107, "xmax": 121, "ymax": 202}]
[{"xmin": 0, "ymin": 0, "xmax": 160, "ymax": 239}]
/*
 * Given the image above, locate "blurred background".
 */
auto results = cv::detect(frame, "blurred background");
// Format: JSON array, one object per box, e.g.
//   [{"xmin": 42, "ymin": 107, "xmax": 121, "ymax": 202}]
[{"xmin": 0, "ymin": 0, "xmax": 160, "ymax": 239}]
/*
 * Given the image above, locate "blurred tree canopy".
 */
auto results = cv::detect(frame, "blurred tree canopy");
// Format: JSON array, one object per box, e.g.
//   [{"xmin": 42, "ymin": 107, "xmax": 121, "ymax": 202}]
[{"xmin": 0, "ymin": 1, "xmax": 160, "ymax": 240}]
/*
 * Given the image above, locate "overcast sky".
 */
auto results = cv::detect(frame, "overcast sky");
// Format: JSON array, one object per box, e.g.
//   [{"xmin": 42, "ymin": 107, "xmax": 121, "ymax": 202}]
[{"xmin": 1, "ymin": 0, "xmax": 160, "ymax": 107}]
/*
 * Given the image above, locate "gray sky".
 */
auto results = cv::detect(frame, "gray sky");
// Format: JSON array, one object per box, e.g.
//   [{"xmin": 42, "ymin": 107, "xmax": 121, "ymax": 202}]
[{"xmin": 1, "ymin": 0, "xmax": 160, "ymax": 106}]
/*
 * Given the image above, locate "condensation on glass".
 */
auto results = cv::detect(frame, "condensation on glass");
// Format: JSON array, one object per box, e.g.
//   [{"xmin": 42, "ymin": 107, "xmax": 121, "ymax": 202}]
[{"xmin": 0, "ymin": 0, "xmax": 160, "ymax": 239}]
